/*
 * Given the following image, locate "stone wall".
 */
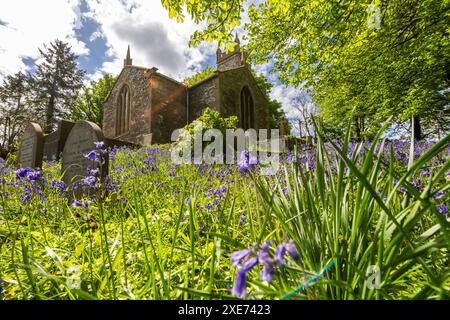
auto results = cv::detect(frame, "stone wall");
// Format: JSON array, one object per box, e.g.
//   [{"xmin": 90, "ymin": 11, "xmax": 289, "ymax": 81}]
[
  {"xmin": 187, "ymin": 75, "xmax": 220, "ymax": 122},
  {"xmin": 218, "ymin": 66, "xmax": 269, "ymax": 130},
  {"xmin": 149, "ymin": 73, "xmax": 187, "ymax": 144},
  {"xmin": 102, "ymin": 66, "xmax": 153, "ymax": 144}
]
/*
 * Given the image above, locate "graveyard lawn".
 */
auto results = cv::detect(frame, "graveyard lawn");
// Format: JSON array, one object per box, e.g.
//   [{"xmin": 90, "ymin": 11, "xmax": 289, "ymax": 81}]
[{"xmin": 0, "ymin": 131, "xmax": 449, "ymax": 300}]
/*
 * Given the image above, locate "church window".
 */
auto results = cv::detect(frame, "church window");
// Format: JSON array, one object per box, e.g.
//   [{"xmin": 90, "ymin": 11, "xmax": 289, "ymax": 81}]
[
  {"xmin": 116, "ymin": 85, "xmax": 131, "ymax": 135},
  {"xmin": 240, "ymin": 86, "xmax": 254, "ymax": 130}
]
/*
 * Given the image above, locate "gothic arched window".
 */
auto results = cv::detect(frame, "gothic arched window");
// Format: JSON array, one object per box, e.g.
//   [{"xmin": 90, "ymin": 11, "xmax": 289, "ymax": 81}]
[
  {"xmin": 116, "ymin": 85, "xmax": 131, "ymax": 136},
  {"xmin": 240, "ymin": 86, "xmax": 254, "ymax": 130}
]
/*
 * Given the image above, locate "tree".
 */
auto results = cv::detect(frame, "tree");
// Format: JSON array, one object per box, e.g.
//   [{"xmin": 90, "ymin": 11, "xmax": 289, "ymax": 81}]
[
  {"xmin": 183, "ymin": 66, "xmax": 216, "ymax": 87},
  {"xmin": 0, "ymin": 72, "xmax": 35, "ymax": 158},
  {"xmin": 71, "ymin": 74, "xmax": 117, "ymax": 125},
  {"xmin": 162, "ymin": 0, "xmax": 450, "ymax": 140},
  {"xmin": 32, "ymin": 39, "xmax": 85, "ymax": 132},
  {"xmin": 253, "ymin": 73, "xmax": 290, "ymax": 134}
]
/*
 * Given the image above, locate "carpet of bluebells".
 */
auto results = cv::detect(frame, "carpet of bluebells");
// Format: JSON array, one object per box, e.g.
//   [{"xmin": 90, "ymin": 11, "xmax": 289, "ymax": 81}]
[{"xmin": 0, "ymin": 131, "xmax": 449, "ymax": 300}]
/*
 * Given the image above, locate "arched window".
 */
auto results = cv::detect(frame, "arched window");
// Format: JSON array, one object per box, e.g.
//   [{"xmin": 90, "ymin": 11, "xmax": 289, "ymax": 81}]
[
  {"xmin": 116, "ymin": 85, "xmax": 131, "ymax": 136},
  {"xmin": 240, "ymin": 86, "xmax": 254, "ymax": 130}
]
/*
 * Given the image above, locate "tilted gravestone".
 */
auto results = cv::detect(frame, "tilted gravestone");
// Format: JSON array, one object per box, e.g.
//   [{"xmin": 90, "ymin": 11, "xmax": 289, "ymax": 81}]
[
  {"xmin": 18, "ymin": 122, "xmax": 44, "ymax": 168},
  {"xmin": 43, "ymin": 120, "xmax": 75, "ymax": 161},
  {"xmin": 62, "ymin": 120, "xmax": 108, "ymax": 188}
]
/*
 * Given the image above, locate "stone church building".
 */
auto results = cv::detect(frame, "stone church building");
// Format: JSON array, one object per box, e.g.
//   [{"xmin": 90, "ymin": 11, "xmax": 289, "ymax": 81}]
[{"xmin": 102, "ymin": 37, "xmax": 269, "ymax": 145}]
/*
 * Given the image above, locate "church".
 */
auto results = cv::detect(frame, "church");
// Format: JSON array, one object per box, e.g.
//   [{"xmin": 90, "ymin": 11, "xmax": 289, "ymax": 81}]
[{"xmin": 102, "ymin": 37, "xmax": 269, "ymax": 145}]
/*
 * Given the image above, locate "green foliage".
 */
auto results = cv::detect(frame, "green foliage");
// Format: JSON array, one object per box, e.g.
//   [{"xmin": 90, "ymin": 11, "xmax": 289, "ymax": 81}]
[
  {"xmin": 32, "ymin": 39, "xmax": 85, "ymax": 132},
  {"xmin": 0, "ymin": 72, "xmax": 36, "ymax": 158},
  {"xmin": 175, "ymin": 107, "xmax": 238, "ymax": 152},
  {"xmin": 253, "ymin": 73, "xmax": 290, "ymax": 134},
  {"xmin": 161, "ymin": 0, "xmax": 450, "ymax": 139},
  {"xmin": 183, "ymin": 66, "xmax": 216, "ymax": 87},
  {"xmin": 71, "ymin": 74, "xmax": 117, "ymax": 125},
  {"xmin": 0, "ymin": 122, "xmax": 448, "ymax": 300}
]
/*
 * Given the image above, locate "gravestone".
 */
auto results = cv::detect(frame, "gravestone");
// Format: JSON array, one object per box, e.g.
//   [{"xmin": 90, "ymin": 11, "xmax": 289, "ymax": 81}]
[
  {"xmin": 43, "ymin": 120, "xmax": 75, "ymax": 161},
  {"xmin": 18, "ymin": 122, "xmax": 44, "ymax": 168},
  {"xmin": 62, "ymin": 120, "xmax": 108, "ymax": 188}
]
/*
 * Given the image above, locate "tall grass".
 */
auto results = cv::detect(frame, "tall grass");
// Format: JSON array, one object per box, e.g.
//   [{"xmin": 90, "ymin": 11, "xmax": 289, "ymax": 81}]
[{"xmin": 0, "ymin": 123, "xmax": 448, "ymax": 300}]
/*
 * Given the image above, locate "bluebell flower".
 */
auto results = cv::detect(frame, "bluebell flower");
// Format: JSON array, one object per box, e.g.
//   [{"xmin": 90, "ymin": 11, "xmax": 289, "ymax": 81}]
[
  {"xmin": 82, "ymin": 175, "xmax": 98, "ymax": 188},
  {"xmin": 230, "ymin": 249, "xmax": 252, "ymax": 268},
  {"xmin": 286, "ymin": 239, "xmax": 300, "ymax": 260},
  {"xmin": 232, "ymin": 257, "xmax": 258, "ymax": 298},
  {"xmin": 275, "ymin": 243, "xmax": 287, "ymax": 265},
  {"xmin": 437, "ymin": 204, "xmax": 448, "ymax": 215},
  {"xmin": 239, "ymin": 215, "xmax": 246, "ymax": 224},
  {"xmin": 232, "ymin": 269, "xmax": 247, "ymax": 298},
  {"xmin": 72, "ymin": 200, "xmax": 82, "ymax": 209},
  {"xmin": 237, "ymin": 150, "xmax": 258, "ymax": 175},
  {"xmin": 94, "ymin": 141, "xmax": 104, "ymax": 149},
  {"xmin": 84, "ymin": 150, "xmax": 98, "ymax": 162}
]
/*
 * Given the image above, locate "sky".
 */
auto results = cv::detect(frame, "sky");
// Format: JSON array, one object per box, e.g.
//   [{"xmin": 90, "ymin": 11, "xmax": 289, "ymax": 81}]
[{"xmin": 0, "ymin": 0, "xmax": 312, "ymax": 134}]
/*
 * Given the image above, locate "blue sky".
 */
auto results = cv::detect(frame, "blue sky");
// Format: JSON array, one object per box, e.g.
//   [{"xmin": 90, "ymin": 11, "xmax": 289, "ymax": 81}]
[{"xmin": 0, "ymin": 0, "xmax": 311, "ymax": 133}]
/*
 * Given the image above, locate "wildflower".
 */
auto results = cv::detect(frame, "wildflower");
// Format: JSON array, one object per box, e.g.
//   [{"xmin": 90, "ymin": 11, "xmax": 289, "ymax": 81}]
[
  {"xmin": 232, "ymin": 257, "xmax": 258, "ymax": 298},
  {"xmin": 15, "ymin": 167, "xmax": 33, "ymax": 179},
  {"xmin": 82, "ymin": 175, "xmax": 98, "ymax": 188},
  {"xmin": 199, "ymin": 224, "xmax": 204, "ymax": 231},
  {"xmin": 275, "ymin": 243, "xmax": 287, "ymax": 265},
  {"xmin": 237, "ymin": 150, "xmax": 258, "ymax": 175},
  {"xmin": 239, "ymin": 215, "xmax": 246, "ymax": 224},
  {"xmin": 185, "ymin": 197, "xmax": 191, "ymax": 206},
  {"xmin": 50, "ymin": 179, "xmax": 66, "ymax": 193},
  {"xmin": 94, "ymin": 141, "xmax": 104, "ymax": 149},
  {"xmin": 286, "ymin": 153, "xmax": 296, "ymax": 164},
  {"xmin": 230, "ymin": 249, "xmax": 252, "ymax": 268},
  {"xmin": 205, "ymin": 203, "xmax": 213, "ymax": 210},
  {"xmin": 84, "ymin": 150, "xmax": 98, "ymax": 162},
  {"xmin": 433, "ymin": 191, "xmax": 445, "ymax": 199},
  {"xmin": 437, "ymin": 204, "xmax": 448, "ymax": 215},
  {"xmin": 286, "ymin": 239, "xmax": 300, "ymax": 260}
]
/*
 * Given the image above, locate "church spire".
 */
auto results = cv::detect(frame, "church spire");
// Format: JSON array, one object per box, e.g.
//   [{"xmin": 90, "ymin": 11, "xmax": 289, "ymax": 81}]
[{"xmin": 124, "ymin": 45, "xmax": 132, "ymax": 67}]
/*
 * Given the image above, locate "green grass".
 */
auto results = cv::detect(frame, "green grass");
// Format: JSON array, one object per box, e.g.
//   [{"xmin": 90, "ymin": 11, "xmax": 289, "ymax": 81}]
[{"xmin": 0, "ymin": 124, "xmax": 449, "ymax": 300}]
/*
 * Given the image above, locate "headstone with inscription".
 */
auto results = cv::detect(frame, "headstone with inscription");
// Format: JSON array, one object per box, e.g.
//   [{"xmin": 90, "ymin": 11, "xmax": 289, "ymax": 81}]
[
  {"xmin": 43, "ymin": 120, "xmax": 75, "ymax": 162},
  {"xmin": 62, "ymin": 120, "xmax": 108, "ymax": 187},
  {"xmin": 18, "ymin": 122, "xmax": 44, "ymax": 168}
]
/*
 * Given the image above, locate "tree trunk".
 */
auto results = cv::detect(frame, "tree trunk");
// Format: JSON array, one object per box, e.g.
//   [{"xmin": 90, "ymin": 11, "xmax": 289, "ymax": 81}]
[
  {"xmin": 46, "ymin": 93, "xmax": 55, "ymax": 133},
  {"xmin": 412, "ymin": 116, "xmax": 422, "ymax": 141}
]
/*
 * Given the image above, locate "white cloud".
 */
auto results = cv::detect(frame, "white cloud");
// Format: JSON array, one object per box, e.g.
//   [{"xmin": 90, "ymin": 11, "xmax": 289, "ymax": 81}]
[
  {"xmin": 0, "ymin": 0, "xmax": 88, "ymax": 79},
  {"xmin": 84, "ymin": 0, "xmax": 216, "ymax": 81}
]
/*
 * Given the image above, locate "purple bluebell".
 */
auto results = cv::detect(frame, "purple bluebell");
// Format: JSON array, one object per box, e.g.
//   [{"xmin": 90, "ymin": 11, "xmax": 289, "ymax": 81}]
[
  {"xmin": 286, "ymin": 239, "xmax": 300, "ymax": 260},
  {"xmin": 437, "ymin": 204, "xmax": 448, "ymax": 215},
  {"xmin": 275, "ymin": 243, "xmax": 287, "ymax": 265},
  {"xmin": 239, "ymin": 215, "xmax": 246, "ymax": 224},
  {"xmin": 94, "ymin": 141, "xmax": 104, "ymax": 149},
  {"xmin": 82, "ymin": 175, "xmax": 98, "ymax": 188},
  {"xmin": 84, "ymin": 150, "xmax": 98, "ymax": 162},
  {"xmin": 232, "ymin": 257, "xmax": 258, "ymax": 298},
  {"xmin": 230, "ymin": 249, "xmax": 252, "ymax": 268}
]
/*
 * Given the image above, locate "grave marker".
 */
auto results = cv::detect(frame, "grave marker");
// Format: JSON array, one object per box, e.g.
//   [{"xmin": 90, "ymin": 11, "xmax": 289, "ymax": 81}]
[
  {"xmin": 18, "ymin": 122, "xmax": 44, "ymax": 168},
  {"xmin": 62, "ymin": 121, "xmax": 107, "ymax": 187}
]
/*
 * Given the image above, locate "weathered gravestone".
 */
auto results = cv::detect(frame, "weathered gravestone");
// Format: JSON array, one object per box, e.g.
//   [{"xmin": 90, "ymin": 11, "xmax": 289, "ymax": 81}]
[
  {"xmin": 18, "ymin": 122, "xmax": 44, "ymax": 168},
  {"xmin": 62, "ymin": 121, "xmax": 108, "ymax": 188},
  {"xmin": 43, "ymin": 120, "xmax": 75, "ymax": 161}
]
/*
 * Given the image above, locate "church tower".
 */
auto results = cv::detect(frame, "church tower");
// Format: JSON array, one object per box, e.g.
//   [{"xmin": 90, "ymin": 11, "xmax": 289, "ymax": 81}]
[
  {"xmin": 124, "ymin": 45, "xmax": 133, "ymax": 67},
  {"xmin": 216, "ymin": 34, "xmax": 248, "ymax": 72}
]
